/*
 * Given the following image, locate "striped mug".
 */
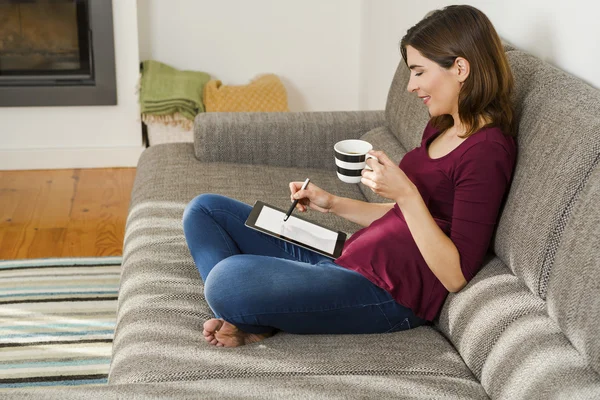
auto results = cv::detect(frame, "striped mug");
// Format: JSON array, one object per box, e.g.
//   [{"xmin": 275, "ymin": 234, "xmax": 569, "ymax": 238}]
[{"xmin": 334, "ymin": 140, "xmax": 378, "ymax": 184}]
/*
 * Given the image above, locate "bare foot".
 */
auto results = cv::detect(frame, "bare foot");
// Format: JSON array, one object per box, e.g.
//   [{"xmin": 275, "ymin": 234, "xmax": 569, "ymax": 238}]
[{"xmin": 203, "ymin": 318, "xmax": 273, "ymax": 347}]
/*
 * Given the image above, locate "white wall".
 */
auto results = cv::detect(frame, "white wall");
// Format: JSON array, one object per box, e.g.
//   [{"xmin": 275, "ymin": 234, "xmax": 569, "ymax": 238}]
[
  {"xmin": 140, "ymin": 0, "xmax": 599, "ymax": 113},
  {"xmin": 137, "ymin": 0, "xmax": 362, "ymax": 112},
  {"xmin": 0, "ymin": 0, "xmax": 143, "ymax": 170},
  {"xmin": 2, "ymin": 0, "xmax": 597, "ymax": 170},
  {"xmin": 360, "ymin": 0, "xmax": 600, "ymax": 110}
]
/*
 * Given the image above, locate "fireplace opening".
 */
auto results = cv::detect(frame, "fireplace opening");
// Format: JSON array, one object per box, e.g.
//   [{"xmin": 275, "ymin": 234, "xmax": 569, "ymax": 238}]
[
  {"xmin": 0, "ymin": 0, "xmax": 116, "ymax": 106},
  {"xmin": 0, "ymin": 0, "xmax": 92, "ymax": 83}
]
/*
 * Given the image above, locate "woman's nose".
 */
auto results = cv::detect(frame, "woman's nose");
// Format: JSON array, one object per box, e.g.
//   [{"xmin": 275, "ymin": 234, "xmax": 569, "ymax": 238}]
[{"xmin": 406, "ymin": 77, "xmax": 417, "ymax": 93}]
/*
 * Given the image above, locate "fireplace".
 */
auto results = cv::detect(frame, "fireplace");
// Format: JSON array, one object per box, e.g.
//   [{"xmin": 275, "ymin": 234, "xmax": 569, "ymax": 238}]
[{"xmin": 0, "ymin": 0, "xmax": 117, "ymax": 106}]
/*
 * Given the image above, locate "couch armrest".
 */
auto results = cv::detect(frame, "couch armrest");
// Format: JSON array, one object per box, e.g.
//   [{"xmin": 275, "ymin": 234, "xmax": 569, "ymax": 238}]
[{"xmin": 193, "ymin": 111, "xmax": 385, "ymax": 170}]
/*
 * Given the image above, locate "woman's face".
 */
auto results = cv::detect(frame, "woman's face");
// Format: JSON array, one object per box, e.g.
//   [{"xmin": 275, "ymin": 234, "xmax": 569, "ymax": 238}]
[{"xmin": 405, "ymin": 45, "xmax": 465, "ymax": 118}]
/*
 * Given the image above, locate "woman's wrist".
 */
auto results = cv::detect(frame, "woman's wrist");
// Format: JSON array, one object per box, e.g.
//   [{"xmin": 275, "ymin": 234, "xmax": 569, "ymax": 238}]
[
  {"xmin": 395, "ymin": 184, "xmax": 421, "ymax": 211},
  {"xmin": 328, "ymin": 194, "xmax": 339, "ymax": 214}
]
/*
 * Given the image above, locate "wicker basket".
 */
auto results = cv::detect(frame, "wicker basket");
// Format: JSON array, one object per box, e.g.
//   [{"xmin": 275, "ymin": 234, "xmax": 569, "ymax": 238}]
[{"xmin": 146, "ymin": 122, "xmax": 194, "ymax": 146}]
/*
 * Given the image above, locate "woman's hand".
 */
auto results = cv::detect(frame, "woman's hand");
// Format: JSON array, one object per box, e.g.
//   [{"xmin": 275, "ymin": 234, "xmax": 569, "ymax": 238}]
[
  {"xmin": 288, "ymin": 181, "xmax": 335, "ymax": 214},
  {"xmin": 361, "ymin": 150, "xmax": 418, "ymax": 203}
]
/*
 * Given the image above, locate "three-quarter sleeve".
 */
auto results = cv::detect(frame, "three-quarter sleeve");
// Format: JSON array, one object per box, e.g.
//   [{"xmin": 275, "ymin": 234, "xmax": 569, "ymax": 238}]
[{"xmin": 451, "ymin": 140, "xmax": 514, "ymax": 282}]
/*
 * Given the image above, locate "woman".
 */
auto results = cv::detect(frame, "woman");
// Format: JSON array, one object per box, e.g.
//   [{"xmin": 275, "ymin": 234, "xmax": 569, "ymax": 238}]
[{"xmin": 183, "ymin": 5, "xmax": 517, "ymax": 348}]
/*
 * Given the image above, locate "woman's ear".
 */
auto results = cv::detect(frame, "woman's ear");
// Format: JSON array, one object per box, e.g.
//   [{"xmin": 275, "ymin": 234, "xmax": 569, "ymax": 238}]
[{"xmin": 455, "ymin": 57, "xmax": 470, "ymax": 83}]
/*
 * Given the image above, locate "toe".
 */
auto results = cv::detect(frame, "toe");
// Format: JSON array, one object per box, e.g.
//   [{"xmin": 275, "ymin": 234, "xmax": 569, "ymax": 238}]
[{"xmin": 203, "ymin": 318, "xmax": 224, "ymax": 333}]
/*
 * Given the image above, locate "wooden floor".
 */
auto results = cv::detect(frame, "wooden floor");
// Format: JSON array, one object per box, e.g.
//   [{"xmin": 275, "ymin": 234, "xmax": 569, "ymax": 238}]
[{"xmin": 0, "ymin": 168, "xmax": 137, "ymax": 260}]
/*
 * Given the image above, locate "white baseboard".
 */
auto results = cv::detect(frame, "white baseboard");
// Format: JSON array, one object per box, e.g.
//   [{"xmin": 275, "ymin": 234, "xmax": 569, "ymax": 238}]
[{"xmin": 0, "ymin": 145, "xmax": 147, "ymax": 170}]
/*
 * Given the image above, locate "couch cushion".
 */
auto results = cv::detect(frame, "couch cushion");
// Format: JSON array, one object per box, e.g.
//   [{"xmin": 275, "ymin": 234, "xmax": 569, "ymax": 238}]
[
  {"xmin": 193, "ymin": 111, "xmax": 386, "ymax": 171},
  {"xmin": 436, "ymin": 256, "xmax": 600, "ymax": 398},
  {"xmin": 491, "ymin": 50, "xmax": 600, "ymax": 299},
  {"xmin": 124, "ymin": 143, "xmax": 366, "ymax": 234},
  {"xmin": 109, "ymin": 143, "xmax": 485, "ymax": 395},
  {"xmin": 436, "ymin": 257, "xmax": 546, "ymax": 378},
  {"xmin": 5, "ymin": 375, "xmax": 488, "ymax": 400},
  {"xmin": 546, "ymin": 166, "xmax": 600, "ymax": 376},
  {"xmin": 481, "ymin": 312, "xmax": 600, "ymax": 399}
]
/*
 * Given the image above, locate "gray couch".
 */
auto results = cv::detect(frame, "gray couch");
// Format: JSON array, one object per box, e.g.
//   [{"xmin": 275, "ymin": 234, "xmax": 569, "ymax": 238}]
[{"xmin": 7, "ymin": 44, "xmax": 600, "ymax": 399}]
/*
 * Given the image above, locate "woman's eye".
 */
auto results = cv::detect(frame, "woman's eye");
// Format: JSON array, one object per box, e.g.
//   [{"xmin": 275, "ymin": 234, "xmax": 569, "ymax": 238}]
[{"xmin": 415, "ymin": 72, "xmax": 423, "ymax": 77}]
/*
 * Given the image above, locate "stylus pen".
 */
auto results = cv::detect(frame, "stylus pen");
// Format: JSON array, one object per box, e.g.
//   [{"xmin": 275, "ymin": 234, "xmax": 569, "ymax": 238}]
[{"xmin": 284, "ymin": 178, "xmax": 310, "ymax": 221}]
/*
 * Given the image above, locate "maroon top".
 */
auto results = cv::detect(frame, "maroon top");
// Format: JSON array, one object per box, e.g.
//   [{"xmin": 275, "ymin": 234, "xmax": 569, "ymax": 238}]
[{"xmin": 335, "ymin": 122, "xmax": 517, "ymax": 321}]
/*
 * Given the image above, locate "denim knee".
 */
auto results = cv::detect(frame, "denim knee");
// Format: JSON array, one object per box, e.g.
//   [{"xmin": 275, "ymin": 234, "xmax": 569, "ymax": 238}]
[
  {"xmin": 204, "ymin": 255, "xmax": 241, "ymax": 315},
  {"xmin": 183, "ymin": 193, "xmax": 224, "ymax": 228}
]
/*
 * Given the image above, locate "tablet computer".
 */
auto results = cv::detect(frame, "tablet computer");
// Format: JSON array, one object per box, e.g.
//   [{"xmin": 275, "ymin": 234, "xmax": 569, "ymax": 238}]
[{"xmin": 245, "ymin": 201, "xmax": 347, "ymax": 259}]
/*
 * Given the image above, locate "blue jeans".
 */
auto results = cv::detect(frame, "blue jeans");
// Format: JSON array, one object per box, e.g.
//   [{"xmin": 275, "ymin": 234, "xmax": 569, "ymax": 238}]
[{"xmin": 182, "ymin": 194, "xmax": 428, "ymax": 334}]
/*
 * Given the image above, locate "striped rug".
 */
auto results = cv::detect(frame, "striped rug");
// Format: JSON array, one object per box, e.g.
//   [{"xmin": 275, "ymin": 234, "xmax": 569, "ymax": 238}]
[{"xmin": 0, "ymin": 257, "xmax": 121, "ymax": 390}]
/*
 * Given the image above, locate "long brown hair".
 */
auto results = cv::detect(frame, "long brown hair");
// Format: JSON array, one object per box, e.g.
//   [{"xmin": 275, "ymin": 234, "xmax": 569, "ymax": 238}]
[{"xmin": 400, "ymin": 5, "xmax": 515, "ymax": 138}]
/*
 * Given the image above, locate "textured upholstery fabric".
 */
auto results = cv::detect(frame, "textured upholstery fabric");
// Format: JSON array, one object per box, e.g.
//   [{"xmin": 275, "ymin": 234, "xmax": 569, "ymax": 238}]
[
  {"xmin": 101, "ymin": 42, "xmax": 600, "ymax": 398},
  {"xmin": 491, "ymin": 50, "xmax": 600, "ymax": 299},
  {"xmin": 436, "ymin": 256, "xmax": 600, "ymax": 397},
  {"xmin": 124, "ymin": 143, "xmax": 365, "ymax": 234},
  {"xmin": 432, "ymin": 48, "xmax": 600, "ymax": 398},
  {"xmin": 546, "ymin": 167, "xmax": 600, "ymax": 376},
  {"xmin": 383, "ymin": 42, "xmax": 600, "ymax": 398},
  {"xmin": 5, "ymin": 375, "xmax": 488, "ymax": 400},
  {"xmin": 382, "ymin": 44, "xmax": 600, "ymax": 302},
  {"xmin": 502, "ymin": 41, "xmax": 516, "ymax": 52},
  {"xmin": 106, "ymin": 143, "xmax": 486, "ymax": 396},
  {"xmin": 480, "ymin": 311, "xmax": 600, "ymax": 399},
  {"xmin": 436, "ymin": 257, "xmax": 546, "ymax": 378},
  {"xmin": 193, "ymin": 111, "xmax": 385, "ymax": 171}
]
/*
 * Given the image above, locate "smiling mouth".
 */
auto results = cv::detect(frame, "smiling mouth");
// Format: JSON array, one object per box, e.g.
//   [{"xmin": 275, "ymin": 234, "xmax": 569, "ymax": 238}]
[{"xmin": 420, "ymin": 96, "xmax": 431, "ymax": 104}]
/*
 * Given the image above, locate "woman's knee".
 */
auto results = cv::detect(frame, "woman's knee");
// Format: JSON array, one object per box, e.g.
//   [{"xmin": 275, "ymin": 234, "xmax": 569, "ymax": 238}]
[
  {"xmin": 204, "ymin": 255, "xmax": 254, "ymax": 312},
  {"xmin": 182, "ymin": 193, "xmax": 227, "ymax": 228}
]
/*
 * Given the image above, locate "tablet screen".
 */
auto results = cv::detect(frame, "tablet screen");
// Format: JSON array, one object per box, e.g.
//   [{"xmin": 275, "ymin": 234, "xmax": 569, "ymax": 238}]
[
  {"xmin": 245, "ymin": 201, "xmax": 346, "ymax": 258},
  {"xmin": 255, "ymin": 205, "xmax": 339, "ymax": 255}
]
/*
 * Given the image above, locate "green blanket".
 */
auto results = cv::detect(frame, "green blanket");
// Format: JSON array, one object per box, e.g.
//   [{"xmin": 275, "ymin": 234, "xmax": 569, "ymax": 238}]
[{"xmin": 140, "ymin": 60, "xmax": 211, "ymax": 121}]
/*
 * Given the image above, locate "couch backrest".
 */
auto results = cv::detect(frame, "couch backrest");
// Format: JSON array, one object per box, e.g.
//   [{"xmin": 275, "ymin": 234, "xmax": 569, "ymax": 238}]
[
  {"xmin": 379, "ymin": 41, "xmax": 600, "ymax": 394},
  {"xmin": 546, "ymin": 166, "xmax": 600, "ymax": 377},
  {"xmin": 491, "ymin": 50, "xmax": 600, "ymax": 299},
  {"xmin": 381, "ymin": 44, "xmax": 600, "ymax": 300}
]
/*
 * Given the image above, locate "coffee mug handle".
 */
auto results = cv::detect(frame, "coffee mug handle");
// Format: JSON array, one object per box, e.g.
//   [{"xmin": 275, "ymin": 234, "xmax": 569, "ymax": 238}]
[{"xmin": 364, "ymin": 154, "xmax": 379, "ymax": 171}]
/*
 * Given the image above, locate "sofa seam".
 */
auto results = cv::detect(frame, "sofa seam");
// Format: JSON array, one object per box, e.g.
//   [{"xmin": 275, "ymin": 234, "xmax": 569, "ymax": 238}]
[{"xmin": 538, "ymin": 150, "xmax": 600, "ymax": 299}]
